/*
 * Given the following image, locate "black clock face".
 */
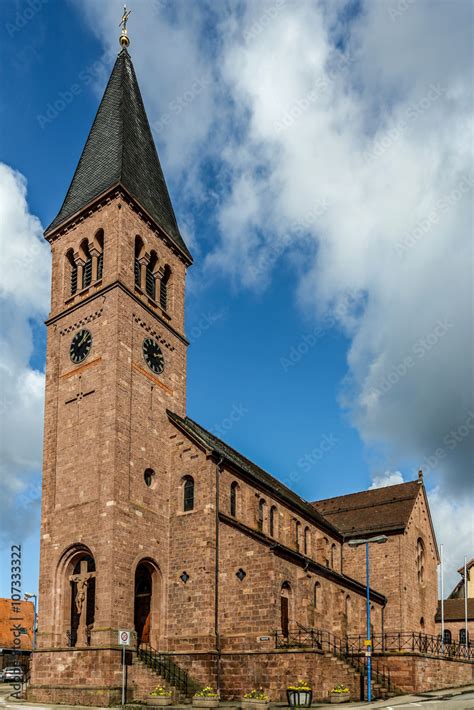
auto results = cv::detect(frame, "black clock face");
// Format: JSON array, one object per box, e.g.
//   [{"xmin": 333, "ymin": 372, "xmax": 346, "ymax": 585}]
[
  {"xmin": 143, "ymin": 338, "xmax": 165, "ymax": 374},
  {"xmin": 70, "ymin": 329, "xmax": 93, "ymax": 364}
]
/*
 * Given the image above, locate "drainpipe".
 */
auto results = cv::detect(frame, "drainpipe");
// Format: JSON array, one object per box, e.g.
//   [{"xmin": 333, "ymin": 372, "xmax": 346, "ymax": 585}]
[{"xmin": 214, "ymin": 455, "xmax": 224, "ymax": 693}]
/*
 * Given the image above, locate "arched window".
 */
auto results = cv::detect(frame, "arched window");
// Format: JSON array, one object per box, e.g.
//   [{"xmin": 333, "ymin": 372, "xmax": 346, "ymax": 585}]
[
  {"xmin": 135, "ymin": 236, "xmax": 145, "ymax": 287},
  {"xmin": 330, "ymin": 543, "xmax": 337, "ymax": 570},
  {"xmin": 183, "ymin": 476, "xmax": 194, "ymax": 512},
  {"xmin": 146, "ymin": 251, "xmax": 158, "ymax": 300},
  {"xmin": 314, "ymin": 581, "xmax": 321, "ymax": 610},
  {"xmin": 160, "ymin": 265, "xmax": 171, "ymax": 311},
  {"xmin": 68, "ymin": 553, "xmax": 96, "ymax": 647},
  {"xmin": 81, "ymin": 240, "xmax": 92, "ymax": 289},
  {"xmin": 443, "ymin": 629, "xmax": 452, "ymax": 644},
  {"xmin": 460, "ymin": 629, "xmax": 468, "ymax": 645},
  {"xmin": 269, "ymin": 506, "xmax": 277, "ymax": 537},
  {"xmin": 345, "ymin": 595, "xmax": 351, "ymax": 623},
  {"xmin": 294, "ymin": 520, "xmax": 301, "ymax": 551},
  {"xmin": 416, "ymin": 538, "xmax": 425, "ymax": 584},
  {"xmin": 95, "ymin": 229, "xmax": 104, "ymax": 281},
  {"xmin": 66, "ymin": 249, "xmax": 77, "ymax": 296},
  {"xmin": 230, "ymin": 481, "xmax": 238, "ymax": 517},
  {"xmin": 304, "ymin": 527, "xmax": 310, "ymax": 556},
  {"xmin": 323, "ymin": 537, "xmax": 329, "ymax": 567},
  {"xmin": 257, "ymin": 499, "xmax": 265, "ymax": 532},
  {"xmin": 144, "ymin": 468, "xmax": 155, "ymax": 488}
]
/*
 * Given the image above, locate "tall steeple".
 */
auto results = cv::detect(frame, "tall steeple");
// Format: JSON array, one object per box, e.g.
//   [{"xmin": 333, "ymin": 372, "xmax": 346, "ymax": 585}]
[{"xmin": 46, "ymin": 47, "xmax": 191, "ymax": 262}]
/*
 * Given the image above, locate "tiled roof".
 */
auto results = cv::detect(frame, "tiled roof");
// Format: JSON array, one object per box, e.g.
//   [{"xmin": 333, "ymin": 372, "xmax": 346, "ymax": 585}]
[
  {"xmin": 312, "ymin": 481, "xmax": 421, "ymax": 535},
  {"xmin": 436, "ymin": 598, "xmax": 474, "ymax": 622},
  {"xmin": 0, "ymin": 598, "xmax": 34, "ymax": 650},
  {"xmin": 167, "ymin": 411, "xmax": 341, "ymax": 537},
  {"xmin": 46, "ymin": 49, "xmax": 191, "ymax": 262}
]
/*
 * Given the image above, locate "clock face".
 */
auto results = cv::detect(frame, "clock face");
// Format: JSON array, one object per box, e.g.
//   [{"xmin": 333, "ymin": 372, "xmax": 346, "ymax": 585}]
[
  {"xmin": 143, "ymin": 338, "xmax": 165, "ymax": 374},
  {"xmin": 70, "ymin": 329, "xmax": 93, "ymax": 364}
]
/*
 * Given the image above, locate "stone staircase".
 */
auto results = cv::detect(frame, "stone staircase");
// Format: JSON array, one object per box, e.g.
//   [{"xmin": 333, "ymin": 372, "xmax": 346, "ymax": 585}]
[{"xmin": 130, "ymin": 645, "xmax": 201, "ymax": 703}]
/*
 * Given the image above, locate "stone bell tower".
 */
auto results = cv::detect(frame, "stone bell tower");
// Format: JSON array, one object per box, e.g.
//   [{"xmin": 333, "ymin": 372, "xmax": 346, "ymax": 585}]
[{"xmin": 29, "ymin": 26, "xmax": 192, "ymax": 704}]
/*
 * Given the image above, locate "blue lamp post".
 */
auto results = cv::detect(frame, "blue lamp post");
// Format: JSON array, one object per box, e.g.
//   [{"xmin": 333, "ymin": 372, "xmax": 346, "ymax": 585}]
[
  {"xmin": 24, "ymin": 593, "xmax": 38, "ymax": 650},
  {"xmin": 348, "ymin": 535, "xmax": 388, "ymax": 702}
]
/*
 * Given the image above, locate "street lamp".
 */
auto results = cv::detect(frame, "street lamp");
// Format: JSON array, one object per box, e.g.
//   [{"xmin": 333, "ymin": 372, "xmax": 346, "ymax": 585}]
[
  {"xmin": 348, "ymin": 535, "xmax": 388, "ymax": 702},
  {"xmin": 24, "ymin": 593, "xmax": 38, "ymax": 650}
]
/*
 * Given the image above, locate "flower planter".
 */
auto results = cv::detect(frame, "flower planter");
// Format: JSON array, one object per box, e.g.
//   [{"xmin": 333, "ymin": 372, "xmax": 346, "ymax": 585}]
[
  {"xmin": 146, "ymin": 697, "xmax": 172, "ymax": 706},
  {"xmin": 330, "ymin": 693, "xmax": 350, "ymax": 704},
  {"xmin": 192, "ymin": 698, "xmax": 220, "ymax": 708},
  {"xmin": 287, "ymin": 689, "xmax": 312, "ymax": 708},
  {"xmin": 242, "ymin": 700, "xmax": 270, "ymax": 710}
]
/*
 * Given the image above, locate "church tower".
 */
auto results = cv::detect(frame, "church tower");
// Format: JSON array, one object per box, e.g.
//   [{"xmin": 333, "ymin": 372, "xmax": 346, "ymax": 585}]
[{"xmin": 31, "ymin": 36, "xmax": 192, "ymax": 703}]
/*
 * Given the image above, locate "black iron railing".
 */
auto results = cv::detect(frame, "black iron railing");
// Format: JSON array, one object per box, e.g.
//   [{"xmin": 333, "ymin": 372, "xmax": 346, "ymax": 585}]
[
  {"xmin": 345, "ymin": 632, "xmax": 473, "ymax": 660},
  {"xmin": 137, "ymin": 643, "xmax": 198, "ymax": 697}
]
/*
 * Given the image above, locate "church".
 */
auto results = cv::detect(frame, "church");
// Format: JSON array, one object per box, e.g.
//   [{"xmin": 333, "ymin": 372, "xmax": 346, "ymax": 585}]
[{"xmin": 29, "ymin": 26, "xmax": 472, "ymax": 707}]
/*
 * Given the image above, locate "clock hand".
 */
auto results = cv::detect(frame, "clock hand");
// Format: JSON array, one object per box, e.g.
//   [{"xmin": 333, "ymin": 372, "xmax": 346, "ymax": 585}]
[{"xmin": 78, "ymin": 333, "xmax": 88, "ymax": 347}]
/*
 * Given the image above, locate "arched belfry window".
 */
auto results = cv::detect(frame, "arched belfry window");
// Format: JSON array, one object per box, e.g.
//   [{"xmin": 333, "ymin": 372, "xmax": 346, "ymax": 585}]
[
  {"xmin": 160, "ymin": 265, "xmax": 171, "ymax": 311},
  {"xmin": 81, "ymin": 240, "xmax": 92, "ymax": 289},
  {"xmin": 230, "ymin": 481, "xmax": 238, "ymax": 517},
  {"xmin": 146, "ymin": 251, "xmax": 158, "ymax": 300},
  {"xmin": 68, "ymin": 553, "xmax": 96, "ymax": 647},
  {"xmin": 183, "ymin": 476, "xmax": 194, "ymax": 512},
  {"xmin": 269, "ymin": 506, "xmax": 277, "ymax": 537},
  {"xmin": 95, "ymin": 229, "xmax": 104, "ymax": 281},
  {"xmin": 134, "ymin": 236, "xmax": 144, "ymax": 288},
  {"xmin": 66, "ymin": 249, "xmax": 77, "ymax": 296},
  {"xmin": 416, "ymin": 538, "xmax": 425, "ymax": 584}
]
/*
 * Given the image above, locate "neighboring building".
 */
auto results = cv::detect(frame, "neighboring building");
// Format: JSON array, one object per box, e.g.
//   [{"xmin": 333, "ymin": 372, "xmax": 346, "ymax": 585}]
[
  {"xmin": 312, "ymin": 472, "xmax": 439, "ymax": 635},
  {"xmin": 28, "ymin": 30, "xmax": 460, "ymax": 707},
  {"xmin": 436, "ymin": 560, "xmax": 474, "ymax": 646},
  {"xmin": 0, "ymin": 598, "xmax": 34, "ymax": 670}
]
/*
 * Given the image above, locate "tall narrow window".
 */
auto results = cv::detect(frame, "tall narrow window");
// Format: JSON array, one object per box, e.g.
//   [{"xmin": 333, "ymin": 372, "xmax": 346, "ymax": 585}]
[
  {"xmin": 443, "ymin": 629, "xmax": 452, "ymax": 644},
  {"xmin": 460, "ymin": 629, "xmax": 468, "ymax": 645},
  {"xmin": 269, "ymin": 506, "xmax": 277, "ymax": 537},
  {"xmin": 416, "ymin": 538, "xmax": 425, "ymax": 584},
  {"xmin": 295, "ymin": 520, "xmax": 301, "ymax": 551},
  {"xmin": 160, "ymin": 265, "xmax": 171, "ymax": 310},
  {"xmin": 230, "ymin": 481, "xmax": 238, "ymax": 517},
  {"xmin": 135, "ymin": 236, "xmax": 144, "ymax": 288},
  {"xmin": 304, "ymin": 527, "xmax": 310, "ymax": 556},
  {"xmin": 81, "ymin": 241, "xmax": 92, "ymax": 289},
  {"xmin": 146, "ymin": 251, "xmax": 158, "ymax": 299},
  {"xmin": 257, "ymin": 499, "xmax": 265, "ymax": 532},
  {"xmin": 314, "ymin": 581, "xmax": 321, "ymax": 610},
  {"xmin": 331, "ymin": 543, "xmax": 337, "ymax": 569},
  {"xmin": 183, "ymin": 476, "xmax": 194, "ymax": 512},
  {"xmin": 96, "ymin": 230, "xmax": 104, "ymax": 280},
  {"xmin": 67, "ymin": 250, "xmax": 77, "ymax": 295}
]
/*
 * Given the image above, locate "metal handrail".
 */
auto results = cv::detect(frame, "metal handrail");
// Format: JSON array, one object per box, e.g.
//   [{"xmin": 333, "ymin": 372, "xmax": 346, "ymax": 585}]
[
  {"xmin": 345, "ymin": 632, "xmax": 472, "ymax": 660},
  {"xmin": 137, "ymin": 643, "xmax": 198, "ymax": 696}
]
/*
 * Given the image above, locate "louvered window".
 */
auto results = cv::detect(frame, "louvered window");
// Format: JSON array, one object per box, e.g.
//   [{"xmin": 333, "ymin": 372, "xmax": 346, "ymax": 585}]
[
  {"xmin": 134, "ymin": 259, "xmax": 141, "ymax": 287},
  {"xmin": 83, "ymin": 258, "xmax": 92, "ymax": 289},
  {"xmin": 97, "ymin": 252, "xmax": 103, "ymax": 280},
  {"xmin": 160, "ymin": 279, "xmax": 167, "ymax": 309},
  {"xmin": 145, "ymin": 267, "xmax": 155, "ymax": 299},
  {"xmin": 71, "ymin": 264, "xmax": 78, "ymax": 294}
]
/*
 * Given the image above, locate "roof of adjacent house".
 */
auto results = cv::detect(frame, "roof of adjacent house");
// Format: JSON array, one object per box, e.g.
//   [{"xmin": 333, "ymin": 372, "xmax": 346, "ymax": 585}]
[
  {"xmin": 311, "ymin": 480, "xmax": 422, "ymax": 536},
  {"xmin": 436, "ymin": 598, "xmax": 474, "ymax": 622},
  {"xmin": 45, "ymin": 49, "xmax": 191, "ymax": 262},
  {"xmin": 167, "ymin": 411, "xmax": 341, "ymax": 537}
]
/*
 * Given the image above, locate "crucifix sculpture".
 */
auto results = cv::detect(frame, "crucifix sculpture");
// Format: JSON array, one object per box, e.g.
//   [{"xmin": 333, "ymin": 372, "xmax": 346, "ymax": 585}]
[{"xmin": 69, "ymin": 560, "xmax": 96, "ymax": 646}]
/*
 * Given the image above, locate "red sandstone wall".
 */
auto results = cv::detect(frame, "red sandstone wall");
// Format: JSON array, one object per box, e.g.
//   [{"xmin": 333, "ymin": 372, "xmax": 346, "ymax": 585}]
[{"xmin": 381, "ymin": 654, "xmax": 473, "ymax": 693}]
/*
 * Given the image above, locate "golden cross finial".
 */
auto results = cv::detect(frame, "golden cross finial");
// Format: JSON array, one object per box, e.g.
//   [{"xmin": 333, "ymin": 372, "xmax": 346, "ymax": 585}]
[{"xmin": 119, "ymin": 5, "xmax": 131, "ymax": 48}]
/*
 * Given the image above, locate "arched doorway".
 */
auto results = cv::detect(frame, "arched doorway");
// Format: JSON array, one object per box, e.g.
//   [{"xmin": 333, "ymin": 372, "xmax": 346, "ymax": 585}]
[
  {"xmin": 134, "ymin": 563, "xmax": 152, "ymax": 645},
  {"xmin": 281, "ymin": 582, "xmax": 292, "ymax": 638}
]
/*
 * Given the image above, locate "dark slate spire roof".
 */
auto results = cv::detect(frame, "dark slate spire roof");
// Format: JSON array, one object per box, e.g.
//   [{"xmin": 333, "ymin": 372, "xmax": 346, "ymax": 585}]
[{"xmin": 46, "ymin": 49, "xmax": 191, "ymax": 261}]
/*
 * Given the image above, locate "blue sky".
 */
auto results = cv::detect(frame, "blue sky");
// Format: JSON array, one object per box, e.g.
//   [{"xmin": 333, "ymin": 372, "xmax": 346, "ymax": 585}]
[{"xmin": 0, "ymin": 0, "xmax": 472, "ymax": 598}]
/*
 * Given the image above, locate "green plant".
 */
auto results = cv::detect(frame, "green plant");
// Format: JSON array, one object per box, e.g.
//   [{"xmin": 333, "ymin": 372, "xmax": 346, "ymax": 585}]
[
  {"xmin": 149, "ymin": 685, "xmax": 172, "ymax": 697},
  {"xmin": 331, "ymin": 684, "xmax": 349, "ymax": 694},
  {"xmin": 194, "ymin": 687, "xmax": 219, "ymax": 698},
  {"xmin": 287, "ymin": 679, "xmax": 311, "ymax": 691},
  {"xmin": 243, "ymin": 688, "xmax": 270, "ymax": 701}
]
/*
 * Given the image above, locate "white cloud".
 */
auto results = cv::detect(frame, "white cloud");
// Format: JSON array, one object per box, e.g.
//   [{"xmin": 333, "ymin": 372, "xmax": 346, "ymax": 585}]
[
  {"xmin": 0, "ymin": 163, "xmax": 50, "ymax": 543},
  {"xmin": 369, "ymin": 471, "xmax": 404, "ymax": 489}
]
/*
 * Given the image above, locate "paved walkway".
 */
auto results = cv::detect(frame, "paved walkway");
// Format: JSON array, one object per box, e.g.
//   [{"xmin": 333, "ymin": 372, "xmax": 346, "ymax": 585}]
[{"xmin": 1, "ymin": 684, "xmax": 474, "ymax": 710}]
